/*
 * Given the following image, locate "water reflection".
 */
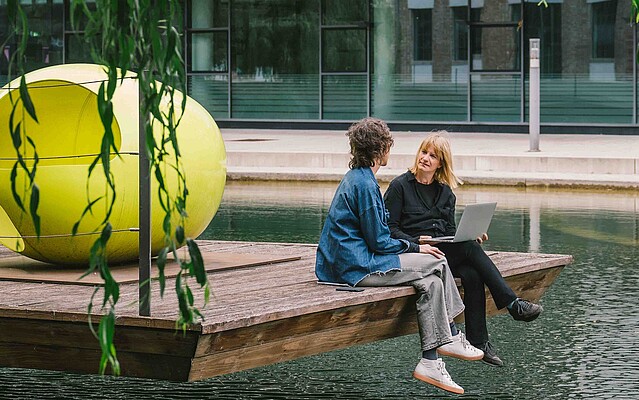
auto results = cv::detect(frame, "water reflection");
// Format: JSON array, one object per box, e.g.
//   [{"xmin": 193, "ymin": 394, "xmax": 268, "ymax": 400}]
[{"xmin": 2, "ymin": 182, "xmax": 638, "ymax": 399}]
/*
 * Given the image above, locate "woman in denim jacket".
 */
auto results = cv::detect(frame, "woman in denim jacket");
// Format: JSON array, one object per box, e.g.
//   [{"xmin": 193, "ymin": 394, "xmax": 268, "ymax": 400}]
[
  {"xmin": 316, "ymin": 118, "xmax": 482, "ymax": 395},
  {"xmin": 383, "ymin": 132, "xmax": 544, "ymax": 368}
]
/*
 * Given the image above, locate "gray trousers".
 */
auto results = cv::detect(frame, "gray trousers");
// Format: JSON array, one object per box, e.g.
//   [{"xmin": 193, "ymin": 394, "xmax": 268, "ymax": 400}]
[{"xmin": 357, "ymin": 253, "xmax": 465, "ymax": 351}]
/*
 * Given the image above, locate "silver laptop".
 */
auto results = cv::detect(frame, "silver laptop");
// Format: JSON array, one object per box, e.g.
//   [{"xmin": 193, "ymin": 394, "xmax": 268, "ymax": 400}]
[{"xmin": 428, "ymin": 202, "xmax": 497, "ymax": 243}]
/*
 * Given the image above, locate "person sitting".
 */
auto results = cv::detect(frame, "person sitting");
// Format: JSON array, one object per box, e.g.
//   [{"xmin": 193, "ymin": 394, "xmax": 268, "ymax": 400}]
[
  {"xmin": 315, "ymin": 118, "xmax": 483, "ymax": 395},
  {"xmin": 383, "ymin": 131, "xmax": 543, "ymax": 367}
]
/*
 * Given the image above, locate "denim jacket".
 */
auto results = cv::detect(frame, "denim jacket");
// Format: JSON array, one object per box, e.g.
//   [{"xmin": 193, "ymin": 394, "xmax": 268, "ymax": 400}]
[{"xmin": 315, "ymin": 167, "xmax": 418, "ymax": 286}]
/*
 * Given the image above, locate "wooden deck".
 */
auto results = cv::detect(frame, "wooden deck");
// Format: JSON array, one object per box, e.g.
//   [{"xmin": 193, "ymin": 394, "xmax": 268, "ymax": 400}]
[{"xmin": 0, "ymin": 240, "xmax": 572, "ymax": 381}]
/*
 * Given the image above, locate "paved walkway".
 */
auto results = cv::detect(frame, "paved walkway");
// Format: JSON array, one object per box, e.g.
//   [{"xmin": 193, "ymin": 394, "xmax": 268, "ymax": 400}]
[{"xmin": 222, "ymin": 128, "xmax": 639, "ymax": 189}]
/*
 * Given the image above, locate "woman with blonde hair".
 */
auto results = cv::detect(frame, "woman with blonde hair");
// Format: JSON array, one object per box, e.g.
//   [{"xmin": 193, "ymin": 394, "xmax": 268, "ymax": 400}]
[
  {"xmin": 408, "ymin": 132, "xmax": 463, "ymax": 189},
  {"xmin": 384, "ymin": 131, "xmax": 543, "ymax": 367}
]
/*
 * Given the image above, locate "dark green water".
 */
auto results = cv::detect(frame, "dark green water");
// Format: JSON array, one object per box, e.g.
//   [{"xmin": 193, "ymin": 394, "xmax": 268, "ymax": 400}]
[{"xmin": 2, "ymin": 182, "xmax": 638, "ymax": 399}]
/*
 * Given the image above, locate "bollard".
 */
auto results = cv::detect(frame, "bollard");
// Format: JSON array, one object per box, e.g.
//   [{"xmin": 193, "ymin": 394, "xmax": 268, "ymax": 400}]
[{"xmin": 529, "ymin": 38, "xmax": 540, "ymax": 152}]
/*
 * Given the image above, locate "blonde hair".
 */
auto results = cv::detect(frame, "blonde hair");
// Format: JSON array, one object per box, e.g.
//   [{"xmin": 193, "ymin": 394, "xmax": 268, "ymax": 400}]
[{"xmin": 409, "ymin": 131, "xmax": 463, "ymax": 188}]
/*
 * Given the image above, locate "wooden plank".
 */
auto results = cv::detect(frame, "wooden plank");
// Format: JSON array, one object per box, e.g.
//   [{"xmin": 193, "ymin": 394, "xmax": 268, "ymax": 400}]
[
  {"xmin": 0, "ymin": 305, "xmax": 195, "ymax": 330},
  {"xmin": 189, "ymin": 297, "xmax": 418, "ymax": 380},
  {"xmin": 0, "ymin": 251, "xmax": 300, "ymax": 285},
  {"xmin": 0, "ymin": 317, "xmax": 199, "ymax": 356},
  {"xmin": 0, "ymin": 343, "xmax": 192, "ymax": 381},
  {"xmin": 194, "ymin": 297, "xmax": 417, "ymax": 356},
  {"xmin": 0, "ymin": 316, "xmax": 198, "ymax": 381}
]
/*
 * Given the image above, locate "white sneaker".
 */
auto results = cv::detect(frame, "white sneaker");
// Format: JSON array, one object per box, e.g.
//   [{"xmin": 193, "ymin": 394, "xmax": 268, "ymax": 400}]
[
  {"xmin": 437, "ymin": 332, "xmax": 484, "ymax": 361},
  {"xmin": 413, "ymin": 358, "xmax": 464, "ymax": 395}
]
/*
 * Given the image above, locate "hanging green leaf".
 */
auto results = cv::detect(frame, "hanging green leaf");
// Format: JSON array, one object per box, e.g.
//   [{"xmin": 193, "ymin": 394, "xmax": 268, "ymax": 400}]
[
  {"xmin": 29, "ymin": 183, "xmax": 41, "ymax": 238},
  {"xmin": 9, "ymin": 164, "xmax": 24, "ymax": 212},
  {"xmin": 175, "ymin": 273, "xmax": 192, "ymax": 324},
  {"xmin": 187, "ymin": 238, "xmax": 206, "ymax": 286},
  {"xmin": 25, "ymin": 136, "xmax": 39, "ymax": 181},
  {"xmin": 97, "ymin": 310, "xmax": 120, "ymax": 375},
  {"xmin": 9, "ymin": 107, "xmax": 22, "ymax": 150},
  {"xmin": 156, "ymin": 246, "xmax": 169, "ymax": 296},
  {"xmin": 175, "ymin": 225, "xmax": 184, "ymax": 245},
  {"xmin": 19, "ymin": 76, "xmax": 38, "ymax": 123},
  {"xmin": 71, "ymin": 197, "xmax": 103, "ymax": 236}
]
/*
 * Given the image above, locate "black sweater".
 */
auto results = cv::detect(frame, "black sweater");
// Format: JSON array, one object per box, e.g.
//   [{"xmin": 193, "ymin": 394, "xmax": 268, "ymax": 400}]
[{"xmin": 383, "ymin": 171, "xmax": 457, "ymax": 243}]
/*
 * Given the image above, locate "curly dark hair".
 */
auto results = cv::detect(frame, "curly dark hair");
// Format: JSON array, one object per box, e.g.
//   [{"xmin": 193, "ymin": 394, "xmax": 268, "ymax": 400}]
[{"xmin": 347, "ymin": 117, "xmax": 394, "ymax": 169}]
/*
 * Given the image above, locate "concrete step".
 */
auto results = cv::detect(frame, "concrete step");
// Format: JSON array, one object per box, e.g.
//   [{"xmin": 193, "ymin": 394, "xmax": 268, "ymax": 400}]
[
  {"xmin": 227, "ymin": 151, "xmax": 637, "ymax": 175},
  {"xmin": 226, "ymin": 151, "xmax": 639, "ymax": 188},
  {"xmin": 226, "ymin": 166, "xmax": 639, "ymax": 188}
]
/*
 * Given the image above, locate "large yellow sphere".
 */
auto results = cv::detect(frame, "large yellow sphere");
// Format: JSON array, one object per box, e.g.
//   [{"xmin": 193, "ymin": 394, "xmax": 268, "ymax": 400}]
[{"xmin": 0, "ymin": 64, "xmax": 226, "ymax": 265}]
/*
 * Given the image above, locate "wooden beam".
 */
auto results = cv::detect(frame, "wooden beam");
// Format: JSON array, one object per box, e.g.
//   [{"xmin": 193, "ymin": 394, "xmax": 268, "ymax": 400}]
[
  {"xmin": 0, "ymin": 316, "xmax": 199, "ymax": 381},
  {"xmin": 189, "ymin": 296, "xmax": 418, "ymax": 380}
]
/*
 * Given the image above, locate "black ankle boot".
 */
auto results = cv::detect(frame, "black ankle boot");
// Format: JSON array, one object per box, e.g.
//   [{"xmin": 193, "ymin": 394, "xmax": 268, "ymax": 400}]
[
  {"xmin": 477, "ymin": 341, "xmax": 504, "ymax": 367},
  {"xmin": 508, "ymin": 299, "xmax": 543, "ymax": 322}
]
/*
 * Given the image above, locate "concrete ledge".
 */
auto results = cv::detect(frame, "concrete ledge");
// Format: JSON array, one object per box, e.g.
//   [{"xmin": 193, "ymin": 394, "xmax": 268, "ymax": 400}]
[
  {"xmin": 227, "ymin": 167, "xmax": 639, "ymax": 189},
  {"xmin": 227, "ymin": 151, "xmax": 638, "ymax": 176}
]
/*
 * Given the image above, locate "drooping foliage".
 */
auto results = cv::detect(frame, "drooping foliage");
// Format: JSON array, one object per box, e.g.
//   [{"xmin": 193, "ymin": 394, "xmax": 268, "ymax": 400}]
[{"xmin": 4, "ymin": 0, "xmax": 210, "ymax": 375}]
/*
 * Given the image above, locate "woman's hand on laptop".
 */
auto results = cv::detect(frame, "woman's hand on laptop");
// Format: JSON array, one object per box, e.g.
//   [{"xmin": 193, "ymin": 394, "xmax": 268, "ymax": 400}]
[
  {"xmin": 476, "ymin": 233, "xmax": 489, "ymax": 244},
  {"xmin": 418, "ymin": 243, "xmax": 445, "ymax": 258}
]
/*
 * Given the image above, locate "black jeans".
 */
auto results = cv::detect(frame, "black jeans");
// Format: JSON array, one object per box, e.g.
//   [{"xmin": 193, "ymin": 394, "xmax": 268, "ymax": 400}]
[{"xmin": 437, "ymin": 240, "xmax": 517, "ymax": 346}]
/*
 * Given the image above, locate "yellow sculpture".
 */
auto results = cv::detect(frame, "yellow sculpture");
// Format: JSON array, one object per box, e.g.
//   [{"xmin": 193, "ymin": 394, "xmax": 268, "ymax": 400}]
[{"xmin": 0, "ymin": 64, "xmax": 226, "ymax": 265}]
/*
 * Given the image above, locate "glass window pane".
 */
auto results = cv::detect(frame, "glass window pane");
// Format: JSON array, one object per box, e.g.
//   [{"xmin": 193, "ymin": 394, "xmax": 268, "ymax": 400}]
[
  {"xmin": 470, "ymin": 26, "xmax": 519, "ymax": 71},
  {"xmin": 232, "ymin": 75, "xmax": 319, "ymax": 119},
  {"xmin": 522, "ymin": 0, "xmax": 634, "ymax": 124},
  {"xmin": 322, "ymin": 75, "xmax": 366, "ymax": 120},
  {"xmin": 413, "ymin": 8, "xmax": 432, "ymax": 61},
  {"xmin": 188, "ymin": 75, "xmax": 229, "ymax": 119},
  {"xmin": 452, "ymin": 7, "xmax": 481, "ymax": 62},
  {"xmin": 232, "ymin": 0, "xmax": 319, "ymax": 76},
  {"xmin": 189, "ymin": 32, "xmax": 227, "ymax": 72},
  {"xmin": 65, "ymin": 34, "xmax": 93, "ymax": 63},
  {"xmin": 591, "ymin": 0, "xmax": 616, "ymax": 59},
  {"xmin": 452, "ymin": 7, "xmax": 468, "ymax": 61},
  {"xmin": 372, "ymin": 76, "xmax": 468, "ymax": 121},
  {"xmin": 372, "ymin": 0, "xmax": 468, "ymax": 121},
  {"xmin": 17, "ymin": 2, "xmax": 64, "ymax": 72},
  {"xmin": 322, "ymin": 29, "xmax": 366, "ymax": 72},
  {"xmin": 471, "ymin": 74, "xmax": 520, "ymax": 122},
  {"xmin": 531, "ymin": 74, "xmax": 634, "ymax": 124},
  {"xmin": 322, "ymin": 0, "xmax": 367, "ymax": 25},
  {"xmin": 230, "ymin": 0, "xmax": 319, "ymax": 120},
  {"xmin": 520, "ymin": 3, "xmax": 562, "ymax": 74},
  {"xmin": 190, "ymin": 0, "xmax": 228, "ymax": 29}
]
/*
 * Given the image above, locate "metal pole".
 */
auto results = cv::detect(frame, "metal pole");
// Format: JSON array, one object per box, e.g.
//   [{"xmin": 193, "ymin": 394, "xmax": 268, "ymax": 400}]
[
  {"xmin": 529, "ymin": 38, "xmax": 540, "ymax": 152},
  {"xmin": 139, "ymin": 72, "xmax": 152, "ymax": 316}
]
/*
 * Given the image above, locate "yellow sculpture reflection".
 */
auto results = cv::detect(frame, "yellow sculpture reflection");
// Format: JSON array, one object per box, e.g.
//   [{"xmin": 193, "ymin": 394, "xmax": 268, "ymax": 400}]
[{"xmin": 0, "ymin": 64, "xmax": 226, "ymax": 265}]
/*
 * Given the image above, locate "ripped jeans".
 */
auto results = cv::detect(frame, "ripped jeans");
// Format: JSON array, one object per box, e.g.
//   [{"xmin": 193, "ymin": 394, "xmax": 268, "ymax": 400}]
[{"xmin": 357, "ymin": 253, "xmax": 465, "ymax": 351}]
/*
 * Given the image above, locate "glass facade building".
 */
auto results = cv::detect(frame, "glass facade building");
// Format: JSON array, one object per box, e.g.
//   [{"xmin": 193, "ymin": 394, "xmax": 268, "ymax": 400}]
[{"xmin": 2, "ymin": 0, "xmax": 638, "ymax": 132}]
